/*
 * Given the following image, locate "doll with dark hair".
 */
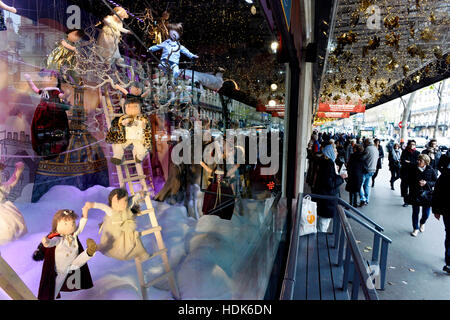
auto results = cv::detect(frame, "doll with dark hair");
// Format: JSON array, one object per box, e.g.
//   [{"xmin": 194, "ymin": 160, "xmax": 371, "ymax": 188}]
[
  {"xmin": 0, "ymin": 161, "xmax": 27, "ymax": 245},
  {"xmin": 106, "ymin": 97, "xmax": 152, "ymax": 165},
  {"xmin": 37, "ymin": 208, "xmax": 96, "ymax": 300},
  {"xmin": 24, "ymin": 70, "xmax": 71, "ymax": 158},
  {"xmin": 0, "ymin": 1, "xmax": 16, "ymax": 31},
  {"xmin": 83, "ymin": 189, "xmax": 150, "ymax": 261},
  {"xmin": 148, "ymin": 23, "xmax": 199, "ymax": 84}
]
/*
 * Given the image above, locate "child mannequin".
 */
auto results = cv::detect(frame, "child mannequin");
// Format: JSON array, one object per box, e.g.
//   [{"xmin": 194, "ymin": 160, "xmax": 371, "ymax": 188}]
[
  {"xmin": 106, "ymin": 97, "xmax": 152, "ymax": 164},
  {"xmin": 97, "ymin": 6, "xmax": 131, "ymax": 63},
  {"xmin": 38, "ymin": 208, "xmax": 97, "ymax": 300},
  {"xmin": 24, "ymin": 70, "xmax": 71, "ymax": 158},
  {"xmin": 83, "ymin": 189, "xmax": 150, "ymax": 261},
  {"xmin": 0, "ymin": 162, "xmax": 27, "ymax": 245},
  {"xmin": 148, "ymin": 23, "xmax": 198, "ymax": 85},
  {"xmin": 47, "ymin": 29, "xmax": 85, "ymax": 81}
]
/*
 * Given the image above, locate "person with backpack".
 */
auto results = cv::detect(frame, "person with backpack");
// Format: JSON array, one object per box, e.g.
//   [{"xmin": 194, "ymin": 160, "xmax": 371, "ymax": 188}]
[{"xmin": 359, "ymin": 138, "xmax": 379, "ymax": 206}]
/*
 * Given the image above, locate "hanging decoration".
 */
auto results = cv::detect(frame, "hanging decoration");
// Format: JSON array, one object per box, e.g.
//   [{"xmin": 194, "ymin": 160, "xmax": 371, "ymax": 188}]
[{"xmin": 319, "ymin": 0, "xmax": 449, "ymax": 106}]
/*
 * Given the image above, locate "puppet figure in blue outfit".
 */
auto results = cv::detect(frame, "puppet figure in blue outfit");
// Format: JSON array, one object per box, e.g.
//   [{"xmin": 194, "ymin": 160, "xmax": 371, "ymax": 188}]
[{"xmin": 148, "ymin": 23, "xmax": 198, "ymax": 85}]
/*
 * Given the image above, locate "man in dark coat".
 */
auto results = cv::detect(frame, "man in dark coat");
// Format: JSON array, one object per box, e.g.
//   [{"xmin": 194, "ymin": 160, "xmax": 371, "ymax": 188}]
[
  {"xmin": 432, "ymin": 165, "xmax": 450, "ymax": 273},
  {"xmin": 345, "ymin": 144, "xmax": 365, "ymax": 207},
  {"xmin": 400, "ymin": 140, "xmax": 420, "ymax": 207}
]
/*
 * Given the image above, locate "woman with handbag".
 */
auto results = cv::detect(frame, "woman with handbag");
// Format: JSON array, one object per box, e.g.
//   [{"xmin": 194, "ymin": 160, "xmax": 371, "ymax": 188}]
[
  {"xmin": 388, "ymin": 143, "xmax": 402, "ymax": 190},
  {"xmin": 407, "ymin": 154, "xmax": 437, "ymax": 237}
]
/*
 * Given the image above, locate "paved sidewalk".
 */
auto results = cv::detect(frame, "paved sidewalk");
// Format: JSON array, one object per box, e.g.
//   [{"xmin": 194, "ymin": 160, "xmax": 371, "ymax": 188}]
[{"xmin": 345, "ymin": 164, "xmax": 450, "ymax": 300}]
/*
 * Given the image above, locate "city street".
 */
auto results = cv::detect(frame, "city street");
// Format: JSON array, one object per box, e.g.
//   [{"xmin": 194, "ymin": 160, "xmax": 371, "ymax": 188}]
[{"xmin": 349, "ymin": 163, "xmax": 450, "ymax": 300}]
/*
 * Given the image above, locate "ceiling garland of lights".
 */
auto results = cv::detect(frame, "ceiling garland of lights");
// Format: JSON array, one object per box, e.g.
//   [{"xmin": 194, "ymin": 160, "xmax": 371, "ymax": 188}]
[{"xmin": 319, "ymin": 0, "xmax": 449, "ymax": 108}]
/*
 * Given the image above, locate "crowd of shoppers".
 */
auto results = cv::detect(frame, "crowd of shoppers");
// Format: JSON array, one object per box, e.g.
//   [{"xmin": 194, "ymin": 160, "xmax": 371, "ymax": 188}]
[{"xmin": 307, "ymin": 131, "xmax": 450, "ymax": 273}]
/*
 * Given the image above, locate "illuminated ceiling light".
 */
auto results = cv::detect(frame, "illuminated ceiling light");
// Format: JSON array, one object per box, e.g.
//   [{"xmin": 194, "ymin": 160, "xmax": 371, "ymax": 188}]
[
  {"xmin": 268, "ymin": 100, "xmax": 277, "ymax": 107},
  {"xmin": 271, "ymin": 41, "xmax": 279, "ymax": 53},
  {"xmin": 251, "ymin": 5, "xmax": 257, "ymax": 15},
  {"xmin": 245, "ymin": 0, "xmax": 254, "ymax": 3},
  {"xmin": 271, "ymin": 83, "xmax": 278, "ymax": 91}
]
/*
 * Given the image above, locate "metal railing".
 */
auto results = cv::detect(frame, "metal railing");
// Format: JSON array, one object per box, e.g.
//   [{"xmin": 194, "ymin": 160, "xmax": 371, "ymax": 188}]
[{"xmin": 280, "ymin": 193, "xmax": 392, "ymax": 300}]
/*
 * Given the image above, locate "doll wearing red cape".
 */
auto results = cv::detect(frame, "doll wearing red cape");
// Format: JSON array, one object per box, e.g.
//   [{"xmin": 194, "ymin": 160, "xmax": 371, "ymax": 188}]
[
  {"xmin": 34, "ymin": 209, "xmax": 97, "ymax": 300},
  {"xmin": 37, "ymin": 234, "xmax": 94, "ymax": 300}
]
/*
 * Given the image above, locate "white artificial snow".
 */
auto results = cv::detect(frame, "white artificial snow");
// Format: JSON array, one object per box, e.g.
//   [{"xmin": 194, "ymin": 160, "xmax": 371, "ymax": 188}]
[{"xmin": 0, "ymin": 184, "xmax": 273, "ymax": 300}]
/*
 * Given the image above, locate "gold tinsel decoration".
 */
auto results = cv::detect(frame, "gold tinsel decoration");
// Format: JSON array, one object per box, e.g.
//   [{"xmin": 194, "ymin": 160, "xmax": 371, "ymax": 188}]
[
  {"xmin": 337, "ymin": 30, "xmax": 358, "ymax": 46},
  {"xmin": 385, "ymin": 32, "xmax": 400, "ymax": 48},
  {"xmin": 383, "ymin": 15, "xmax": 400, "ymax": 29},
  {"xmin": 363, "ymin": 36, "xmax": 380, "ymax": 57},
  {"xmin": 420, "ymin": 28, "xmax": 438, "ymax": 41}
]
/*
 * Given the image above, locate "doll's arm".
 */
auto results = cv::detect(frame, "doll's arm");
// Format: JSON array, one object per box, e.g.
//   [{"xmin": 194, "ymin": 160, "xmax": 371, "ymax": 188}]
[
  {"xmin": 4, "ymin": 162, "xmax": 24, "ymax": 189},
  {"xmin": 42, "ymin": 235, "xmax": 60, "ymax": 248},
  {"xmin": 73, "ymin": 217, "xmax": 88, "ymax": 237},
  {"xmin": 119, "ymin": 26, "xmax": 131, "ymax": 34},
  {"xmin": 0, "ymin": 1, "xmax": 17, "ymax": 13},
  {"xmin": 91, "ymin": 202, "xmax": 114, "ymax": 217},
  {"xmin": 130, "ymin": 190, "xmax": 147, "ymax": 208},
  {"xmin": 180, "ymin": 45, "xmax": 198, "ymax": 59},
  {"xmin": 112, "ymin": 83, "xmax": 128, "ymax": 95},
  {"xmin": 61, "ymin": 39, "xmax": 77, "ymax": 52},
  {"xmin": 148, "ymin": 42, "xmax": 165, "ymax": 52},
  {"xmin": 23, "ymin": 74, "xmax": 40, "ymax": 94}
]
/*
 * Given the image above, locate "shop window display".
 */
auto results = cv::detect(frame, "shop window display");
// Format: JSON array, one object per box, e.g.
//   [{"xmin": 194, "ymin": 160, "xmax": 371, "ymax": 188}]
[{"xmin": 0, "ymin": 1, "xmax": 286, "ymax": 301}]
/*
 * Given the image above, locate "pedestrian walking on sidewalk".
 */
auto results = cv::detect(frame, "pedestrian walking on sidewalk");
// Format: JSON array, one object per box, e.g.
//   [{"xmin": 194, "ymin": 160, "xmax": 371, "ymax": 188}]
[
  {"xmin": 400, "ymin": 140, "xmax": 420, "ymax": 207},
  {"xmin": 422, "ymin": 139, "xmax": 442, "ymax": 173},
  {"xmin": 345, "ymin": 144, "xmax": 365, "ymax": 207},
  {"xmin": 388, "ymin": 143, "xmax": 401, "ymax": 190},
  {"xmin": 406, "ymin": 154, "xmax": 437, "ymax": 237},
  {"xmin": 432, "ymin": 160, "xmax": 450, "ymax": 273},
  {"xmin": 359, "ymin": 138, "xmax": 379, "ymax": 206},
  {"xmin": 371, "ymin": 138, "xmax": 384, "ymax": 188},
  {"xmin": 312, "ymin": 144, "xmax": 346, "ymax": 233}
]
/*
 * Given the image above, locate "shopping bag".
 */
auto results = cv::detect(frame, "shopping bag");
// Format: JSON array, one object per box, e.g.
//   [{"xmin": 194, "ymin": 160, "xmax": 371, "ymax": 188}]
[{"xmin": 299, "ymin": 195, "xmax": 317, "ymax": 236}]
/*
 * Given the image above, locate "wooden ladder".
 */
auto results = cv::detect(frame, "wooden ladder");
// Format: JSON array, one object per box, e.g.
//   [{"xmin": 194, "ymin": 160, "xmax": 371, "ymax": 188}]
[
  {"xmin": 0, "ymin": 254, "xmax": 37, "ymax": 300},
  {"xmin": 101, "ymin": 86, "xmax": 179, "ymax": 300},
  {"xmin": 117, "ymin": 159, "xmax": 180, "ymax": 300}
]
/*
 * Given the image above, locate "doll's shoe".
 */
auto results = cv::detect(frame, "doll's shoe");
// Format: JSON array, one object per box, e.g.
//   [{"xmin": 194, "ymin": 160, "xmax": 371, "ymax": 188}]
[
  {"xmin": 111, "ymin": 158, "xmax": 122, "ymax": 165},
  {"xmin": 410, "ymin": 229, "xmax": 419, "ymax": 237},
  {"xmin": 86, "ymin": 238, "xmax": 97, "ymax": 257}
]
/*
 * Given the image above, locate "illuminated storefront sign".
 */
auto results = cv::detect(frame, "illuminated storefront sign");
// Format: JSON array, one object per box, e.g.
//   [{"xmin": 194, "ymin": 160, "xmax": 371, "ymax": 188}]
[
  {"xmin": 318, "ymin": 103, "xmax": 366, "ymax": 113},
  {"xmin": 316, "ymin": 112, "xmax": 350, "ymax": 119}
]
